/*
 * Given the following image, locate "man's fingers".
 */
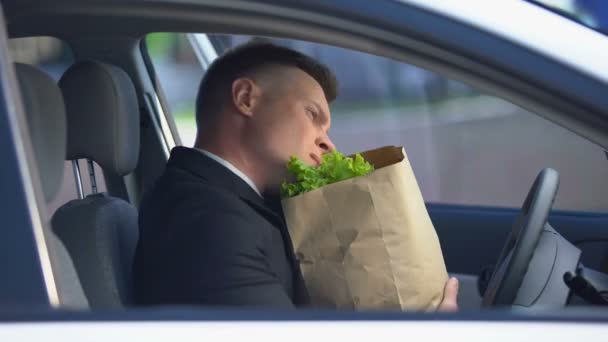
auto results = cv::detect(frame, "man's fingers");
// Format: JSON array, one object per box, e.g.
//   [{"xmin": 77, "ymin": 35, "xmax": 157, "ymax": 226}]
[
  {"xmin": 438, "ymin": 277, "xmax": 459, "ymax": 312},
  {"xmin": 445, "ymin": 277, "xmax": 459, "ymax": 298}
]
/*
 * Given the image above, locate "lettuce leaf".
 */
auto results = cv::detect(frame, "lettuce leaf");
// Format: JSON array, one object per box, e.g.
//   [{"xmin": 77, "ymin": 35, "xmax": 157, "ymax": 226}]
[{"xmin": 280, "ymin": 150, "xmax": 374, "ymax": 198}]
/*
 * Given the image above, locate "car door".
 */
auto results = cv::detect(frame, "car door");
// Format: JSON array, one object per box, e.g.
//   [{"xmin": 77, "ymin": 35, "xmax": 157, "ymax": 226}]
[{"xmin": 5, "ymin": 0, "xmax": 608, "ymax": 318}]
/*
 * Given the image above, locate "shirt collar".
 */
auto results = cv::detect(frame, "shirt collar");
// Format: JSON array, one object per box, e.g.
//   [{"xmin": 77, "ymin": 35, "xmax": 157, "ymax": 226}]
[{"xmin": 195, "ymin": 148, "xmax": 263, "ymax": 198}]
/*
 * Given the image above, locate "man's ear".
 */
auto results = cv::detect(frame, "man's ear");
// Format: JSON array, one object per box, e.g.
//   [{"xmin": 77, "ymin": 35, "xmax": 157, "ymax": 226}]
[{"xmin": 232, "ymin": 77, "xmax": 260, "ymax": 117}]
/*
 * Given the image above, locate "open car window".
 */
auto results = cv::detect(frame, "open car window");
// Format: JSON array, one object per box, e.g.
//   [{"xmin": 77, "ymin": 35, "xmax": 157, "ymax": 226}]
[{"xmin": 146, "ymin": 33, "xmax": 608, "ymax": 213}]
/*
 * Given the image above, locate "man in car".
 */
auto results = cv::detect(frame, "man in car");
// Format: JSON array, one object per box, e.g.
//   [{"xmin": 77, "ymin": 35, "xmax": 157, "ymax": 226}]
[{"xmin": 133, "ymin": 40, "xmax": 459, "ymax": 311}]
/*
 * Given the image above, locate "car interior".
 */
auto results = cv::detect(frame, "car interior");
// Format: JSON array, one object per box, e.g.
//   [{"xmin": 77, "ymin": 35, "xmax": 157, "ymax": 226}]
[{"xmin": 3, "ymin": 0, "xmax": 608, "ymax": 316}]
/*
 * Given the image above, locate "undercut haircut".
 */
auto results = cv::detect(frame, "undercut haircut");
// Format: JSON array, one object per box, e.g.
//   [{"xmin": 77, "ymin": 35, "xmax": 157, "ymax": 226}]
[{"xmin": 195, "ymin": 40, "xmax": 338, "ymax": 130}]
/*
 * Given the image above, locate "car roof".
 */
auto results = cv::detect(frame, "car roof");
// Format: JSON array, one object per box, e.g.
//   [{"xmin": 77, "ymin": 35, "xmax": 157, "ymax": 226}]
[
  {"xmin": 6, "ymin": 0, "xmax": 608, "ymax": 81},
  {"xmin": 5, "ymin": 0, "xmax": 608, "ymax": 151},
  {"xmin": 402, "ymin": 0, "xmax": 608, "ymax": 84}
]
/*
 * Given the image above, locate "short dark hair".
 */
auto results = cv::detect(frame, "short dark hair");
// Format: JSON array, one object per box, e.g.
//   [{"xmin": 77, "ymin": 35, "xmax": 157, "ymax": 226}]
[{"xmin": 195, "ymin": 40, "xmax": 338, "ymax": 129}]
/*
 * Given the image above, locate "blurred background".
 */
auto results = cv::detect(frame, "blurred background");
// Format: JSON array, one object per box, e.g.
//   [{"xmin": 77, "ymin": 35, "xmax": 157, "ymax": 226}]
[{"xmin": 8, "ymin": 0, "xmax": 608, "ymax": 213}]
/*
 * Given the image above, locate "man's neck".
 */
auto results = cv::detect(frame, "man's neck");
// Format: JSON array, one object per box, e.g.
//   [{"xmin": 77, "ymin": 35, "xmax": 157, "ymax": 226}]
[{"xmin": 195, "ymin": 141, "xmax": 267, "ymax": 195}]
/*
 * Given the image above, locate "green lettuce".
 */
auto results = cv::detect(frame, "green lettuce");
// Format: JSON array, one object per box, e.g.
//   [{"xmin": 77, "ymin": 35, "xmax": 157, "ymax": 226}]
[{"xmin": 281, "ymin": 150, "xmax": 375, "ymax": 198}]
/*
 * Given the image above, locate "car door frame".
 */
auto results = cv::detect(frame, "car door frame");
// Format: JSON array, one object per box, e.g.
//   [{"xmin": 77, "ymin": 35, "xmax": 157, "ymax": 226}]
[
  {"xmin": 3, "ymin": 1, "xmax": 608, "ymax": 320},
  {"xmin": 0, "ymin": 4, "xmax": 58, "ymax": 308}
]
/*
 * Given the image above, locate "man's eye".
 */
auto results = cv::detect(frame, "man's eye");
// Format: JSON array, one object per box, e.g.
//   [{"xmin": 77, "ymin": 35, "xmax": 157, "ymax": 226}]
[{"xmin": 307, "ymin": 109, "xmax": 317, "ymax": 119}]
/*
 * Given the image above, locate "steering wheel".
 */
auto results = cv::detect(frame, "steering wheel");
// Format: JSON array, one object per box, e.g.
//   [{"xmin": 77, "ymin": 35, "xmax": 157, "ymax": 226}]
[{"xmin": 482, "ymin": 168, "xmax": 560, "ymax": 307}]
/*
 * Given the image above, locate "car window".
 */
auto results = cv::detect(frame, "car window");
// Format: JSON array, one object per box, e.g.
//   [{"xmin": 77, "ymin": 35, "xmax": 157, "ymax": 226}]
[
  {"xmin": 145, "ymin": 33, "xmax": 203, "ymax": 147},
  {"xmin": 8, "ymin": 36, "xmax": 73, "ymax": 80},
  {"xmin": 8, "ymin": 36, "xmax": 107, "ymax": 215},
  {"xmin": 145, "ymin": 33, "xmax": 608, "ymax": 213}
]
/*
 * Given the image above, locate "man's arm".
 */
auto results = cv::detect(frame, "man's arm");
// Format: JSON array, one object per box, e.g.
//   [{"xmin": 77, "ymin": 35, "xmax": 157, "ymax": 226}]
[{"xmin": 168, "ymin": 208, "xmax": 295, "ymax": 308}]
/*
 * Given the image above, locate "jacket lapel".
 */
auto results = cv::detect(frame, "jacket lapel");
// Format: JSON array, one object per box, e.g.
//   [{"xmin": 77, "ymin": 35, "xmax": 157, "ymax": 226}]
[
  {"xmin": 241, "ymin": 193, "xmax": 311, "ymax": 306},
  {"xmin": 167, "ymin": 147, "xmax": 310, "ymax": 306}
]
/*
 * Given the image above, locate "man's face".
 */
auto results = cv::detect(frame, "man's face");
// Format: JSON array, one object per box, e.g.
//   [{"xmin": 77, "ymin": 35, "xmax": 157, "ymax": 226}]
[{"xmin": 247, "ymin": 66, "xmax": 335, "ymax": 189}]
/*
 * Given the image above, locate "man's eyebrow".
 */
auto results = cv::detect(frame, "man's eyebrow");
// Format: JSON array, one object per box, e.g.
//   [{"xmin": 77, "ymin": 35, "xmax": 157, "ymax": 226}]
[{"xmin": 310, "ymin": 101, "xmax": 329, "ymax": 124}]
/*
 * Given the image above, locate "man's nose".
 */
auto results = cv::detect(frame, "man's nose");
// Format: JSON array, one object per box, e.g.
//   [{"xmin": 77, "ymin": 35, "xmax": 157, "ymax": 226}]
[{"xmin": 317, "ymin": 134, "xmax": 336, "ymax": 153}]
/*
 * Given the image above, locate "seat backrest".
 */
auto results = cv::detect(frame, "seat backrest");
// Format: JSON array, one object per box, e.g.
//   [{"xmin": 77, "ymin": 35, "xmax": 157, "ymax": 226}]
[
  {"xmin": 15, "ymin": 63, "xmax": 90, "ymax": 309},
  {"xmin": 51, "ymin": 60, "xmax": 140, "ymax": 309}
]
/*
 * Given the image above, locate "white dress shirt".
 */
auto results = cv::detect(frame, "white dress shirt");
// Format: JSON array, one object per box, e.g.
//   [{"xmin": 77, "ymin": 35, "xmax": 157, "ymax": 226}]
[{"xmin": 196, "ymin": 148, "xmax": 263, "ymax": 198}]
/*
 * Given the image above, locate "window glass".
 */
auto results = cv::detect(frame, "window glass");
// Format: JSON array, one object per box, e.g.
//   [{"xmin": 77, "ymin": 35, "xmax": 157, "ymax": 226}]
[
  {"xmin": 146, "ymin": 33, "xmax": 608, "ymax": 212},
  {"xmin": 9, "ymin": 36, "xmax": 74, "ymax": 80},
  {"xmin": 146, "ymin": 33, "xmax": 203, "ymax": 146}
]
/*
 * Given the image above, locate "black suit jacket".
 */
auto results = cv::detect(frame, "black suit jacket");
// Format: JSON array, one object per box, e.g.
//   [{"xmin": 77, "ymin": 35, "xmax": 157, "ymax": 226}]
[{"xmin": 133, "ymin": 146, "xmax": 309, "ymax": 308}]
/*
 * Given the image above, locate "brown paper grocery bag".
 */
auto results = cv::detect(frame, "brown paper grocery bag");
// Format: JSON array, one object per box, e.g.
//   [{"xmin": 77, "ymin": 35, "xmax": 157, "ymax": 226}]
[{"xmin": 281, "ymin": 146, "xmax": 448, "ymax": 311}]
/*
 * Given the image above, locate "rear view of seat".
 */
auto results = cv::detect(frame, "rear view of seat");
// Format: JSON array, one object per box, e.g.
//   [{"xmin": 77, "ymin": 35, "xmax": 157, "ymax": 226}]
[
  {"xmin": 15, "ymin": 63, "xmax": 89, "ymax": 309},
  {"xmin": 51, "ymin": 61, "xmax": 140, "ymax": 309}
]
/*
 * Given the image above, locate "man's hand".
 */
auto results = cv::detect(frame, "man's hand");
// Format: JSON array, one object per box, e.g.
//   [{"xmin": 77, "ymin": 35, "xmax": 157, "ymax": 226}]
[{"xmin": 437, "ymin": 277, "xmax": 459, "ymax": 312}]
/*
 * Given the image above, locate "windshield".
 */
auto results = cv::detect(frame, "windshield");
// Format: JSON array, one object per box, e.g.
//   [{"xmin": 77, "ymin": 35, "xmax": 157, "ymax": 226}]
[{"xmin": 527, "ymin": 0, "xmax": 608, "ymax": 35}]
